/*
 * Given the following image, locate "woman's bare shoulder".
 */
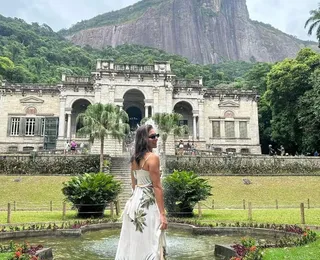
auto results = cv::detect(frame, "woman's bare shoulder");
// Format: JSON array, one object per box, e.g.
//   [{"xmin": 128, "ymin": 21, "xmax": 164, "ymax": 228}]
[{"xmin": 148, "ymin": 152, "xmax": 159, "ymax": 159}]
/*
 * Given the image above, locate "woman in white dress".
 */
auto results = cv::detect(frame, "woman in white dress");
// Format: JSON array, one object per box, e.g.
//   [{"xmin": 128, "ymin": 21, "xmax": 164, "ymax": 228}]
[{"xmin": 115, "ymin": 124, "xmax": 167, "ymax": 260}]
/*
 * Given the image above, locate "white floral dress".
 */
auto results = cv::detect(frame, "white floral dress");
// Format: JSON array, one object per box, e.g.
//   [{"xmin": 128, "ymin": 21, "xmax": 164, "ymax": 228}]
[{"xmin": 115, "ymin": 162, "xmax": 166, "ymax": 260}]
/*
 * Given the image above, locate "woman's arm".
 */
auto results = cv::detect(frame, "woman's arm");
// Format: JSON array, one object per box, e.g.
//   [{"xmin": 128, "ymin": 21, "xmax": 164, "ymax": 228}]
[{"xmin": 148, "ymin": 154, "xmax": 168, "ymax": 230}]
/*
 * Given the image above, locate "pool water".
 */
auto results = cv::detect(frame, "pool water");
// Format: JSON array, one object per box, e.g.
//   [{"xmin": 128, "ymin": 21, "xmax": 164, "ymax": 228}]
[{"xmin": 2, "ymin": 228, "xmax": 246, "ymax": 259}]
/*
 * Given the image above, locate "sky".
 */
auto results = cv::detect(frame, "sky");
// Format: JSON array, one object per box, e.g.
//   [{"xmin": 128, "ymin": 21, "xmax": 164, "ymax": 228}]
[{"xmin": 0, "ymin": 0, "xmax": 317, "ymax": 41}]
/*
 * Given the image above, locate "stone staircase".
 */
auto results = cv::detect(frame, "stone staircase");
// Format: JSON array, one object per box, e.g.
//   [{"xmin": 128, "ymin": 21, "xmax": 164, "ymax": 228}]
[{"xmin": 110, "ymin": 157, "xmax": 132, "ymax": 209}]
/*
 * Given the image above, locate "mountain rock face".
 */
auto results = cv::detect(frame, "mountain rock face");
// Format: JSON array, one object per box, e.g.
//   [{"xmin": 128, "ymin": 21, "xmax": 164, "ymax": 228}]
[{"xmin": 67, "ymin": 0, "xmax": 314, "ymax": 64}]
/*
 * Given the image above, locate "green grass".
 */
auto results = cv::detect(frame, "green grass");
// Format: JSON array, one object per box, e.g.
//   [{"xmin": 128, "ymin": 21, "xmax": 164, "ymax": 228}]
[
  {"xmin": 263, "ymin": 237, "xmax": 320, "ymax": 260},
  {"xmin": 0, "ymin": 211, "xmax": 77, "ymax": 224},
  {"xmin": 195, "ymin": 209, "xmax": 320, "ymax": 225},
  {"xmin": 1, "ymin": 175, "xmax": 320, "ymax": 210},
  {"xmin": 0, "ymin": 176, "xmax": 71, "ymax": 210},
  {"xmin": 0, "ymin": 211, "xmax": 113, "ymax": 224},
  {"xmin": 0, "ymin": 253, "xmax": 12, "ymax": 260},
  {"xmin": 204, "ymin": 176, "xmax": 320, "ymax": 209}
]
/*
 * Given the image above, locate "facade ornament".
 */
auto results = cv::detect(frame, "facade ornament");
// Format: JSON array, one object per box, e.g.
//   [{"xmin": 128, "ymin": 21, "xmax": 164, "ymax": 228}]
[
  {"xmin": 153, "ymin": 86, "xmax": 160, "ymax": 92},
  {"xmin": 109, "ymin": 73, "xmax": 116, "ymax": 81},
  {"xmin": 153, "ymin": 74, "xmax": 159, "ymax": 82},
  {"xmin": 165, "ymin": 85, "xmax": 173, "ymax": 92},
  {"xmin": 224, "ymin": 110, "xmax": 235, "ymax": 118},
  {"xmin": 198, "ymin": 98, "xmax": 204, "ymax": 104},
  {"xmin": 234, "ymin": 94, "xmax": 239, "ymax": 101},
  {"xmin": 102, "ymin": 62, "xmax": 109, "ymax": 70},
  {"xmin": 109, "ymin": 85, "xmax": 116, "ymax": 91},
  {"xmin": 124, "ymin": 73, "xmax": 130, "ymax": 81},
  {"xmin": 85, "ymin": 86, "xmax": 93, "ymax": 93},
  {"xmin": 93, "ymin": 83, "xmax": 101, "ymax": 91},
  {"xmin": 219, "ymin": 94, "xmax": 225, "ymax": 101},
  {"xmin": 138, "ymin": 74, "xmax": 144, "ymax": 82},
  {"xmin": 74, "ymin": 86, "xmax": 79, "ymax": 92},
  {"xmin": 166, "ymin": 75, "xmax": 173, "ymax": 82},
  {"xmin": 58, "ymin": 85, "xmax": 66, "ymax": 92},
  {"xmin": 38, "ymin": 89, "xmax": 43, "ymax": 97},
  {"xmin": 173, "ymin": 87, "xmax": 180, "ymax": 95},
  {"xmin": 22, "ymin": 90, "xmax": 26, "ymax": 97},
  {"xmin": 198, "ymin": 88, "xmax": 206, "ymax": 96},
  {"xmin": 93, "ymin": 73, "xmax": 101, "ymax": 80},
  {"xmin": 187, "ymin": 88, "xmax": 192, "ymax": 95}
]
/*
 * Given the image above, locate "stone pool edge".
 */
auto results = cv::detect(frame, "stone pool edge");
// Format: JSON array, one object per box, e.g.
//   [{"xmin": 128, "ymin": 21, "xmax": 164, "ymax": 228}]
[{"xmin": 0, "ymin": 222, "xmax": 304, "ymax": 259}]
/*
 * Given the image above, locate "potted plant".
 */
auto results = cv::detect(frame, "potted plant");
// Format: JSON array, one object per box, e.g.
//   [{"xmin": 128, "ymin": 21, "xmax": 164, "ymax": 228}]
[
  {"xmin": 62, "ymin": 172, "xmax": 122, "ymax": 218},
  {"xmin": 163, "ymin": 170, "xmax": 212, "ymax": 217}
]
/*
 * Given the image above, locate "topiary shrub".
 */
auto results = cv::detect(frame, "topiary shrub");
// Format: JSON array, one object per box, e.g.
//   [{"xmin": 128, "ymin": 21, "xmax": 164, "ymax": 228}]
[
  {"xmin": 62, "ymin": 172, "xmax": 121, "ymax": 218},
  {"xmin": 163, "ymin": 170, "xmax": 212, "ymax": 217}
]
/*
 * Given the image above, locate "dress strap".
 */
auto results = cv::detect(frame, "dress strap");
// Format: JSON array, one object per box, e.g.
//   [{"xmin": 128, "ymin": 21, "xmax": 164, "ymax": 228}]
[{"xmin": 141, "ymin": 153, "xmax": 152, "ymax": 168}]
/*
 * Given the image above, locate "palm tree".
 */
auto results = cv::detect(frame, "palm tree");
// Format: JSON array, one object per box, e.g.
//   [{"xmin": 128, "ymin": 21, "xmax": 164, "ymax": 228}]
[
  {"xmin": 305, "ymin": 3, "xmax": 320, "ymax": 47},
  {"xmin": 151, "ymin": 112, "xmax": 189, "ymax": 174},
  {"xmin": 77, "ymin": 103, "xmax": 130, "ymax": 172}
]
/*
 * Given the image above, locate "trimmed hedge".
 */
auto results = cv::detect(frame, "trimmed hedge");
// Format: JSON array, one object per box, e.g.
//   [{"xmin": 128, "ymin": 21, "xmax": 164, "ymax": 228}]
[
  {"xmin": 167, "ymin": 156, "xmax": 320, "ymax": 175},
  {"xmin": 0, "ymin": 155, "xmax": 102, "ymax": 175}
]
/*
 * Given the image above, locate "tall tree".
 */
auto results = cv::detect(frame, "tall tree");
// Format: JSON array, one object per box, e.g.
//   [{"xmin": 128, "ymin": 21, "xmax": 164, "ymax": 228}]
[
  {"xmin": 150, "ymin": 112, "xmax": 188, "ymax": 174},
  {"xmin": 305, "ymin": 3, "xmax": 320, "ymax": 47},
  {"xmin": 298, "ymin": 69, "xmax": 320, "ymax": 153},
  {"xmin": 265, "ymin": 48, "xmax": 319, "ymax": 154},
  {"xmin": 77, "ymin": 103, "xmax": 130, "ymax": 172}
]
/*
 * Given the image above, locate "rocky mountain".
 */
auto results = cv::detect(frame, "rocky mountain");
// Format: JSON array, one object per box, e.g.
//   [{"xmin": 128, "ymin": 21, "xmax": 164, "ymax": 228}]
[{"xmin": 63, "ymin": 0, "xmax": 317, "ymax": 64}]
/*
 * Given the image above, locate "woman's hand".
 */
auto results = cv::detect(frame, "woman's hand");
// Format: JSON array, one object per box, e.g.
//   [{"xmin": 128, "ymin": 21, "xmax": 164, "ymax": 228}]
[{"xmin": 160, "ymin": 214, "xmax": 168, "ymax": 230}]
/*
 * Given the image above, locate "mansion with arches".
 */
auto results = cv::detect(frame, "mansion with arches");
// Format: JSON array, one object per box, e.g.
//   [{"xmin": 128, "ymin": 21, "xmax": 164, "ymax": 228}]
[{"xmin": 0, "ymin": 60, "xmax": 261, "ymax": 155}]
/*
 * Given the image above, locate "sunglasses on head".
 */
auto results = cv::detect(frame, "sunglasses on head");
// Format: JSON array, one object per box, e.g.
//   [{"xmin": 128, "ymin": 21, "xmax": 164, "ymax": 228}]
[{"xmin": 148, "ymin": 133, "xmax": 160, "ymax": 139}]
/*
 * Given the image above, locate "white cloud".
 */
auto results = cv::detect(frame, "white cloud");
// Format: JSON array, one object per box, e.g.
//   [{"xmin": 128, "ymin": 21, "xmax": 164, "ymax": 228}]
[{"xmin": 0, "ymin": 0, "xmax": 318, "ymax": 41}]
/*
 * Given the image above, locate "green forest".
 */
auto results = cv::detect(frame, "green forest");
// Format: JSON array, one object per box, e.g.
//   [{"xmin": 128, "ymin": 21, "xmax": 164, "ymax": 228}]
[{"xmin": 0, "ymin": 13, "xmax": 320, "ymax": 155}]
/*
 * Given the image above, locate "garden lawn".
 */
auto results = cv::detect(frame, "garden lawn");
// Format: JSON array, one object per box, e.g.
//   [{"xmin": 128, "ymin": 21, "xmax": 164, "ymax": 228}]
[
  {"xmin": 195, "ymin": 209, "xmax": 320, "ymax": 225},
  {"xmin": 262, "ymin": 234, "xmax": 320, "ymax": 260},
  {"xmin": 203, "ymin": 176, "xmax": 320, "ymax": 209},
  {"xmin": 1, "ymin": 175, "xmax": 320, "ymax": 224},
  {"xmin": 0, "ymin": 211, "xmax": 112, "ymax": 224},
  {"xmin": 0, "ymin": 253, "xmax": 12, "ymax": 260},
  {"xmin": 0, "ymin": 176, "xmax": 71, "ymax": 211}
]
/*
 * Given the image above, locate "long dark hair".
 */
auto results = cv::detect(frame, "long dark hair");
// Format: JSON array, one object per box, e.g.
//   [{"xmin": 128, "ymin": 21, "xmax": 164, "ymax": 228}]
[{"xmin": 130, "ymin": 124, "xmax": 153, "ymax": 165}]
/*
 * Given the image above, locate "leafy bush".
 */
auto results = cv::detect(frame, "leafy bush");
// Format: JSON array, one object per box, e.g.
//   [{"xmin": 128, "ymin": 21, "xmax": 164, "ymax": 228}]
[
  {"xmin": 167, "ymin": 156, "xmax": 320, "ymax": 175},
  {"xmin": 163, "ymin": 170, "xmax": 211, "ymax": 217},
  {"xmin": 0, "ymin": 155, "xmax": 102, "ymax": 175},
  {"xmin": 62, "ymin": 172, "xmax": 121, "ymax": 218}
]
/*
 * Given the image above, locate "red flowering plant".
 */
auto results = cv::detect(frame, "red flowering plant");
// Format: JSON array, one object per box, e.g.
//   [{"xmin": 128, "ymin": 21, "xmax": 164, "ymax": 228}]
[
  {"xmin": 230, "ymin": 237, "xmax": 263, "ymax": 260},
  {"xmin": 0, "ymin": 241, "xmax": 42, "ymax": 260}
]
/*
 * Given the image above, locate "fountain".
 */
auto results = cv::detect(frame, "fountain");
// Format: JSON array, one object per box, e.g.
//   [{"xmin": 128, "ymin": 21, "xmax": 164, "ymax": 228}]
[{"xmin": 2, "ymin": 228, "xmax": 246, "ymax": 259}]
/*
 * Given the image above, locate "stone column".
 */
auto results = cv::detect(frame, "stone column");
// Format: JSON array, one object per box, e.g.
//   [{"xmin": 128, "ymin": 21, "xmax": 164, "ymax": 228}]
[
  {"xmin": 145, "ymin": 105, "xmax": 149, "ymax": 118},
  {"xmin": 165, "ymin": 84, "xmax": 173, "ymax": 113},
  {"xmin": 193, "ymin": 115, "xmax": 197, "ymax": 140},
  {"xmin": 153, "ymin": 86, "xmax": 159, "ymax": 114},
  {"xmin": 94, "ymin": 83, "xmax": 102, "ymax": 103},
  {"xmin": 58, "ymin": 96, "xmax": 66, "ymax": 138},
  {"xmin": 108, "ymin": 85, "xmax": 116, "ymax": 104},
  {"xmin": 221, "ymin": 121, "xmax": 225, "ymax": 139},
  {"xmin": 150, "ymin": 106, "xmax": 153, "ymax": 117},
  {"xmin": 198, "ymin": 99, "xmax": 205, "ymax": 139},
  {"xmin": 235, "ymin": 121, "xmax": 240, "ymax": 138},
  {"xmin": 66, "ymin": 112, "xmax": 72, "ymax": 140}
]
